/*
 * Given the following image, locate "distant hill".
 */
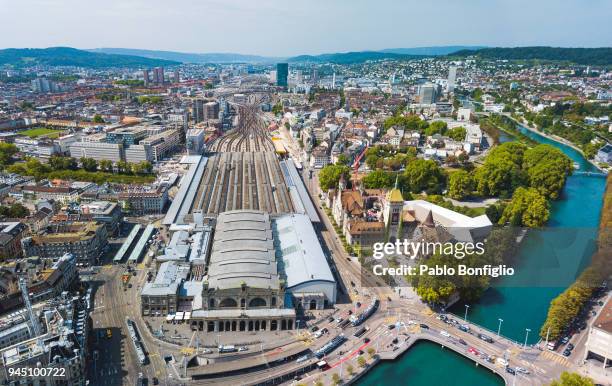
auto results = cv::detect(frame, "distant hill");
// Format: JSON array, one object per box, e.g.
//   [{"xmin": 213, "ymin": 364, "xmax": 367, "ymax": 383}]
[
  {"xmin": 381, "ymin": 46, "xmax": 486, "ymax": 56},
  {"xmin": 0, "ymin": 47, "xmax": 179, "ymax": 68},
  {"xmin": 89, "ymin": 48, "xmax": 280, "ymax": 64},
  {"xmin": 450, "ymin": 46, "xmax": 612, "ymax": 66},
  {"xmin": 287, "ymin": 51, "xmax": 426, "ymax": 64}
]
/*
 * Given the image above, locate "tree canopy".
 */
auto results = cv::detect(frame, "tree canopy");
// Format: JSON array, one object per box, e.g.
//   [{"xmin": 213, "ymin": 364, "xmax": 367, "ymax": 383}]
[
  {"xmin": 448, "ymin": 170, "xmax": 474, "ymax": 200},
  {"xmin": 548, "ymin": 372, "xmax": 594, "ymax": 386},
  {"xmin": 499, "ymin": 187, "xmax": 549, "ymax": 227},
  {"xmin": 403, "ymin": 159, "xmax": 445, "ymax": 194},
  {"xmin": 318, "ymin": 164, "xmax": 350, "ymax": 191}
]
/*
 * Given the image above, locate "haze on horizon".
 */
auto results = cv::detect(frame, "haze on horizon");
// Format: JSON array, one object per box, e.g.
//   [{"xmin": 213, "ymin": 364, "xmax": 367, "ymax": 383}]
[{"xmin": 1, "ymin": 0, "xmax": 610, "ymax": 57}]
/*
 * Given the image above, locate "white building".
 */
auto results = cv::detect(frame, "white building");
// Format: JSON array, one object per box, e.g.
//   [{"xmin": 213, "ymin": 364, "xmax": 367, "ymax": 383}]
[
  {"xmin": 69, "ymin": 141, "xmax": 124, "ymax": 163},
  {"xmin": 584, "ymin": 295, "xmax": 612, "ymax": 369},
  {"xmin": 186, "ymin": 129, "xmax": 206, "ymax": 155}
]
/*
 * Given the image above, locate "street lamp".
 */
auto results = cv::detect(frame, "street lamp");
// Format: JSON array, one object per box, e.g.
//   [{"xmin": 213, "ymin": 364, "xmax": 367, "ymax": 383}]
[
  {"xmin": 497, "ymin": 318, "xmax": 504, "ymax": 337},
  {"xmin": 464, "ymin": 304, "xmax": 470, "ymax": 322},
  {"xmin": 524, "ymin": 328, "xmax": 531, "ymax": 348}
]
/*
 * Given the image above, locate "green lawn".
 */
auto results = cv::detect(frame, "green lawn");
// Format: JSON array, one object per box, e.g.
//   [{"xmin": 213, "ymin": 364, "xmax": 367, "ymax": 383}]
[{"xmin": 20, "ymin": 127, "xmax": 64, "ymax": 139}]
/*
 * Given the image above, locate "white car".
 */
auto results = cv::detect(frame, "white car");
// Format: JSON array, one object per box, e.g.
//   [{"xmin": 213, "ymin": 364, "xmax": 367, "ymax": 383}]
[
  {"xmin": 515, "ymin": 367, "xmax": 530, "ymax": 374},
  {"xmin": 440, "ymin": 330, "xmax": 451, "ymax": 338},
  {"xmin": 238, "ymin": 346, "xmax": 249, "ymax": 352}
]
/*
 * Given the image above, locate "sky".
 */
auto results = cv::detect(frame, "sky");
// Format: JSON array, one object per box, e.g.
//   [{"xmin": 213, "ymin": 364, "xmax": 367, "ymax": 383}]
[{"xmin": 1, "ymin": 0, "xmax": 610, "ymax": 56}]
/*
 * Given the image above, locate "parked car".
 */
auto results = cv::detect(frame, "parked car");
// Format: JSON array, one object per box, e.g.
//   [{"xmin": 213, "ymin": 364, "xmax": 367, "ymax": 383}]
[{"xmin": 563, "ymin": 349, "xmax": 571, "ymax": 357}]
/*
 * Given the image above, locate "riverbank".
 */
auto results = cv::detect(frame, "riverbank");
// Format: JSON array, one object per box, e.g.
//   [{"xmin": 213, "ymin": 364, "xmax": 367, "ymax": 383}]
[{"xmin": 502, "ymin": 114, "xmax": 606, "ymax": 173}]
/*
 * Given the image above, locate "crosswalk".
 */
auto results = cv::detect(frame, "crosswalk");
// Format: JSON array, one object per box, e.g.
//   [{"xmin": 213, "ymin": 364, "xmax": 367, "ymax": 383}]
[{"xmin": 539, "ymin": 350, "xmax": 571, "ymax": 367}]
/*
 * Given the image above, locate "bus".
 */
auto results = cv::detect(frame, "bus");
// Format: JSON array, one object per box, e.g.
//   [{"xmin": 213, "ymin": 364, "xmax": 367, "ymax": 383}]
[{"xmin": 218, "ymin": 345, "xmax": 237, "ymax": 353}]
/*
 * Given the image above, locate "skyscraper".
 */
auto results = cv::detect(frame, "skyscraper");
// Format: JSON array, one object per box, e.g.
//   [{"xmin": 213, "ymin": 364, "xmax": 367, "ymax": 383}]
[
  {"xmin": 447, "ymin": 66, "xmax": 457, "ymax": 93},
  {"xmin": 153, "ymin": 67, "xmax": 165, "ymax": 84},
  {"xmin": 276, "ymin": 63, "xmax": 288, "ymax": 88},
  {"xmin": 192, "ymin": 99, "xmax": 204, "ymax": 123},
  {"xmin": 419, "ymin": 83, "xmax": 437, "ymax": 104},
  {"xmin": 143, "ymin": 69, "xmax": 150, "ymax": 86}
]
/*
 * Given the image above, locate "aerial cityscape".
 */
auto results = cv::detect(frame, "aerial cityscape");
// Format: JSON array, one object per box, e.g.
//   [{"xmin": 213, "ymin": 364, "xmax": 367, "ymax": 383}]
[{"xmin": 0, "ymin": 1, "xmax": 611, "ymax": 386}]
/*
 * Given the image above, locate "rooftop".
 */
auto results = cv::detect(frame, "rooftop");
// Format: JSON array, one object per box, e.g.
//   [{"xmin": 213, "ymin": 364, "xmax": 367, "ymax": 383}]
[{"xmin": 206, "ymin": 210, "xmax": 279, "ymax": 290}]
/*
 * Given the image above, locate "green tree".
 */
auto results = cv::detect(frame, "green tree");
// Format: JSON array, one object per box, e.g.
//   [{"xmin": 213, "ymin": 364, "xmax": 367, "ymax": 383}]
[
  {"xmin": 116, "ymin": 161, "xmax": 130, "ymax": 174},
  {"xmin": 0, "ymin": 143, "xmax": 19, "ymax": 167},
  {"xmin": 0, "ymin": 203, "xmax": 30, "ymax": 218},
  {"xmin": 447, "ymin": 126, "xmax": 467, "ymax": 141},
  {"xmin": 271, "ymin": 103, "xmax": 283, "ymax": 115},
  {"xmin": 365, "ymin": 154, "xmax": 379, "ymax": 170},
  {"xmin": 448, "ymin": 170, "xmax": 474, "ymax": 200},
  {"xmin": 357, "ymin": 356, "xmax": 367, "ymax": 368},
  {"xmin": 548, "ymin": 372, "xmax": 594, "ymax": 386},
  {"xmin": 336, "ymin": 154, "xmax": 350, "ymax": 166},
  {"xmin": 80, "ymin": 157, "xmax": 98, "ymax": 172},
  {"xmin": 92, "ymin": 114, "xmax": 105, "ymax": 123},
  {"xmin": 99, "ymin": 159, "xmax": 114, "ymax": 173},
  {"xmin": 425, "ymin": 121, "xmax": 448, "ymax": 136},
  {"xmin": 49, "ymin": 155, "xmax": 78, "ymax": 171},
  {"xmin": 331, "ymin": 373, "xmax": 341, "ymax": 385},
  {"xmin": 362, "ymin": 170, "xmax": 395, "ymax": 189},
  {"xmin": 523, "ymin": 144, "xmax": 572, "ymax": 200},
  {"xmin": 499, "ymin": 187, "xmax": 549, "ymax": 227},
  {"xmin": 403, "ymin": 159, "xmax": 445, "ymax": 194},
  {"xmin": 367, "ymin": 347, "xmax": 376, "ymax": 358},
  {"xmin": 474, "ymin": 142, "xmax": 527, "ymax": 197},
  {"xmin": 318, "ymin": 164, "xmax": 350, "ymax": 191}
]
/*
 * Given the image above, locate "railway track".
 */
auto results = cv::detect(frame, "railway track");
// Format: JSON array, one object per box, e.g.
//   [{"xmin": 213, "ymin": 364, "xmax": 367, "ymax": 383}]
[{"xmin": 208, "ymin": 103, "xmax": 274, "ymax": 153}]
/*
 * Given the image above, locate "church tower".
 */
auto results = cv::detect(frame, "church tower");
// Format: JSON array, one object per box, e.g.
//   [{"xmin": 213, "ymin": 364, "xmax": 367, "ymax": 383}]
[{"xmin": 383, "ymin": 176, "xmax": 404, "ymax": 241}]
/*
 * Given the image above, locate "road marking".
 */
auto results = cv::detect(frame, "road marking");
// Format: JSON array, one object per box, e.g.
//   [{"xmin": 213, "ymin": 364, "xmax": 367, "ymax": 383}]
[{"xmin": 539, "ymin": 351, "xmax": 571, "ymax": 367}]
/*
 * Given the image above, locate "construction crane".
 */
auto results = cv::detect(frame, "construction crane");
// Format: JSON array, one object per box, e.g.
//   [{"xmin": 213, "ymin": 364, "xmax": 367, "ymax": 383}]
[{"xmin": 19, "ymin": 277, "xmax": 42, "ymax": 337}]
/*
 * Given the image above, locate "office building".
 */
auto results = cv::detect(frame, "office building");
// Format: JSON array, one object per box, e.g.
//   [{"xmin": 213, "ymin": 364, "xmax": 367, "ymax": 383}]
[
  {"xmin": 125, "ymin": 144, "xmax": 154, "ymax": 163},
  {"xmin": 192, "ymin": 99, "xmax": 204, "ymax": 123},
  {"xmin": 152, "ymin": 67, "xmax": 165, "ymax": 84},
  {"xmin": 31, "ymin": 77, "xmax": 60, "ymax": 93},
  {"xmin": 447, "ymin": 66, "xmax": 457, "ymax": 93},
  {"xmin": 186, "ymin": 129, "xmax": 206, "ymax": 155},
  {"xmin": 203, "ymin": 101, "xmax": 220, "ymax": 121},
  {"xmin": 276, "ymin": 63, "xmax": 288, "ymax": 88},
  {"xmin": 105, "ymin": 127, "xmax": 148, "ymax": 146},
  {"xmin": 69, "ymin": 141, "xmax": 124, "ymax": 163},
  {"xmin": 143, "ymin": 69, "xmax": 150, "ymax": 86},
  {"xmin": 21, "ymin": 222, "xmax": 108, "ymax": 266},
  {"xmin": 419, "ymin": 83, "xmax": 438, "ymax": 104}
]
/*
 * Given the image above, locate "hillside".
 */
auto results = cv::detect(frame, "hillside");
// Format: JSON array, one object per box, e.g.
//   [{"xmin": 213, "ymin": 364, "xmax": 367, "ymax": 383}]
[
  {"xmin": 89, "ymin": 48, "xmax": 279, "ymax": 64},
  {"xmin": 287, "ymin": 51, "xmax": 425, "ymax": 64},
  {"xmin": 450, "ymin": 46, "xmax": 612, "ymax": 66},
  {"xmin": 0, "ymin": 47, "xmax": 179, "ymax": 68},
  {"xmin": 380, "ymin": 46, "xmax": 486, "ymax": 56}
]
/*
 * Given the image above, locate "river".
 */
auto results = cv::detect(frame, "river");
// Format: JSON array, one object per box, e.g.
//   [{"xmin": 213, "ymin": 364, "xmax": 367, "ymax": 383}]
[{"xmin": 358, "ymin": 124, "xmax": 607, "ymax": 384}]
